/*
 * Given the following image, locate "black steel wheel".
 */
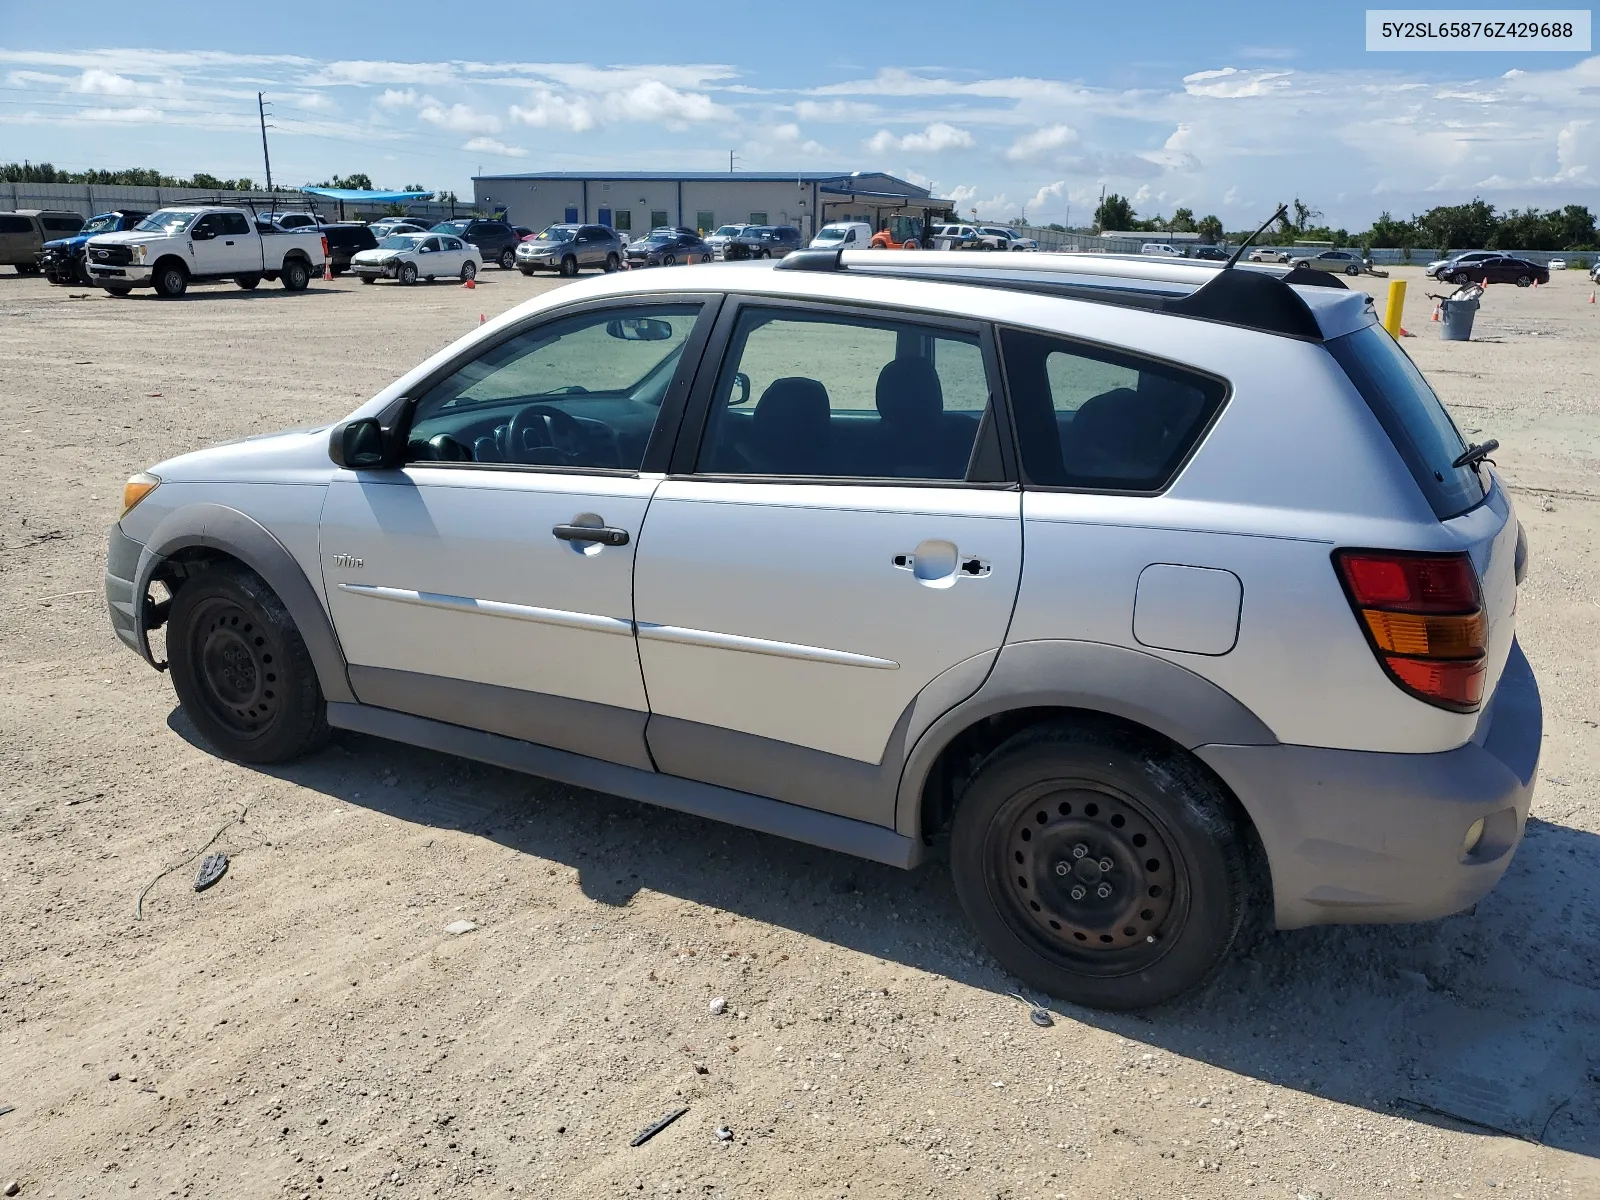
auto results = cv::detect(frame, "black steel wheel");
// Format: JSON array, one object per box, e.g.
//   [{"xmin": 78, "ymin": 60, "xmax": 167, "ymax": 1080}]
[
  {"xmin": 167, "ymin": 566, "xmax": 330, "ymax": 764},
  {"xmin": 950, "ymin": 720, "xmax": 1251, "ymax": 1011},
  {"xmin": 280, "ymin": 260, "xmax": 310, "ymax": 291}
]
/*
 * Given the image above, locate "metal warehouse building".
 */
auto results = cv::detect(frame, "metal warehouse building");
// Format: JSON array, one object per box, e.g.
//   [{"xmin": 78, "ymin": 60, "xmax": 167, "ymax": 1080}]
[{"xmin": 471, "ymin": 170, "xmax": 953, "ymax": 239}]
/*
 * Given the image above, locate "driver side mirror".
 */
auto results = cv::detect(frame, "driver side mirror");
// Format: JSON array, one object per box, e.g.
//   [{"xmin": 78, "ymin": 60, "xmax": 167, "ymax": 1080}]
[
  {"xmin": 190, "ymin": 226, "xmax": 216, "ymax": 241},
  {"xmin": 727, "ymin": 372, "xmax": 751, "ymax": 405},
  {"xmin": 329, "ymin": 417, "xmax": 387, "ymax": 470}
]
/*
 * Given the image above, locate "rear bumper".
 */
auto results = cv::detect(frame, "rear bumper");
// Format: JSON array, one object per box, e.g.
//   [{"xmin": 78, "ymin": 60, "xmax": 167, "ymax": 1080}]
[{"xmin": 1199, "ymin": 638, "xmax": 1541, "ymax": 930}]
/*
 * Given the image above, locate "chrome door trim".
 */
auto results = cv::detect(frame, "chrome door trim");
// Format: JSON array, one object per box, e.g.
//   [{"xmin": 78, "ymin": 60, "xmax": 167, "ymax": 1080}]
[
  {"xmin": 337, "ymin": 582, "xmax": 634, "ymax": 637},
  {"xmin": 635, "ymin": 621, "xmax": 899, "ymax": 670}
]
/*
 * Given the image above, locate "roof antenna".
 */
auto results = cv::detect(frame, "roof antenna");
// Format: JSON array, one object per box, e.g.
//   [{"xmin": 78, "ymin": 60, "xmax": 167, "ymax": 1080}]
[{"xmin": 1224, "ymin": 204, "xmax": 1288, "ymax": 270}]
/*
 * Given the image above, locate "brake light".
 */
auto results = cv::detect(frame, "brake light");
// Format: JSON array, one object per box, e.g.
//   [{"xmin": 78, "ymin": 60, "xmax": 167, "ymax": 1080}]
[{"xmin": 1333, "ymin": 549, "xmax": 1486, "ymax": 712}]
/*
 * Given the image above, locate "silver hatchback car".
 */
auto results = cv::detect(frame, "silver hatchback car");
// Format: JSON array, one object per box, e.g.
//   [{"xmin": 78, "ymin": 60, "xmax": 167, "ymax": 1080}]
[
  {"xmin": 515, "ymin": 223, "xmax": 625, "ymax": 276},
  {"xmin": 105, "ymin": 249, "xmax": 1539, "ymax": 1011}
]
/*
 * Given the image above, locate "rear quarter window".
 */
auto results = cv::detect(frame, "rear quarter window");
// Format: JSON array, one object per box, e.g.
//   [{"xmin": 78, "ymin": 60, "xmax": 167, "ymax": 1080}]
[
  {"xmin": 0, "ymin": 215, "xmax": 33, "ymax": 234},
  {"xmin": 1000, "ymin": 327, "xmax": 1227, "ymax": 492},
  {"xmin": 1326, "ymin": 325, "xmax": 1488, "ymax": 519}
]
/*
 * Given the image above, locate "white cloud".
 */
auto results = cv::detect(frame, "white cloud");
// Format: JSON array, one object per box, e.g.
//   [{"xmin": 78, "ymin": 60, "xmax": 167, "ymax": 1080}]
[
  {"xmin": 1026, "ymin": 180, "xmax": 1070, "ymax": 217},
  {"xmin": 1182, "ymin": 67, "xmax": 1293, "ymax": 99},
  {"xmin": 866, "ymin": 122, "xmax": 974, "ymax": 154},
  {"xmin": 73, "ymin": 69, "xmax": 164, "ymax": 96},
  {"xmin": 509, "ymin": 88, "xmax": 597, "ymax": 132},
  {"xmin": 946, "ymin": 184, "xmax": 978, "ymax": 207},
  {"xmin": 307, "ymin": 60, "xmax": 460, "ymax": 87},
  {"xmin": 603, "ymin": 79, "xmax": 729, "ymax": 125},
  {"xmin": 796, "ymin": 99, "xmax": 878, "ymax": 122},
  {"xmin": 417, "ymin": 98, "xmax": 501, "ymax": 134},
  {"xmin": 377, "ymin": 88, "xmax": 418, "ymax": 108},
  {"xmin": 1005, "ymin": 123, "xmax": 1078, "ymax": 161},
  {"xmin": 464, "ymin": 136, "xmax": 527, "ymax": 158}
]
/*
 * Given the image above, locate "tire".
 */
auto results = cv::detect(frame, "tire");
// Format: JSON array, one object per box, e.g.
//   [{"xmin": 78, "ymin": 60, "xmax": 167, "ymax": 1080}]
[
  {"xmin": 662, "ymin": 253, "xmax": 676, "ymax": 267},
  {"xmin": 167, "ymin": 565, "xmax": 331, "ymax": 765},
  {"xmin": 519, "ymin": 266, "xmax": 534, "ymax": 276},
  {"xmin": 1516, "ymin": 274, "xmax": 1532, "ymax": 287},
  {"xmin": 235, "ymin": 274, "xmax": 261, "ymax": 290},
  {"xmin": 399, "ymin": 262, "xmax": 417, "ymax": 286},
  {"xmin": 1345, "ymin": 264, "xmax": 1360, "ymax": 276},
  {"xmin": 1451, "ymin": 272, "xmax": 1471, "ymax": 285},
  {"xmin": 104, "ymin": 285, "xmax": 133, "ymax": 297},
  {"xmin": 559, "ymin": 255, "xmax": 578, "ymax": 278},
  {"xmin": 904, "ymin": 239, "xmax": 920, "ymax": 250},
  {"xmin": 499, "ymin": 248, "xmax": 516, "ymax": 270},
  {"xmin": 604, "ymin": 252, "xmax": 619, "ymax": 273},
  {"xmin": 460, "ymin": 260, "xmax": 477, "ymax": 282},
  {"xmin": 16, "ymin": 263, "xmax": 40, "ymax": 275},
  {"xmin": 280, "ymin": 259, "xmax": 310, "ymax": 291},
  {"xmin": 359, "ymin": 275, "xmax": 376, "ymax": 285},
  {"xmin": 948, "ymin": 720, "xmax": 1250, "ymax": 1011},
  {"xmin": 153, "ymin": 262, "xmax": 188, "ymax": 298}
]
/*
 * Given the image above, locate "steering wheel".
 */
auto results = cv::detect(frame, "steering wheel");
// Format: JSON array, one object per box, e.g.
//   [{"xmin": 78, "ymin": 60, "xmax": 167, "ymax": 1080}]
[{"xmin": 506, "ymin": 403, "xmax": 587, "ymax": 464}]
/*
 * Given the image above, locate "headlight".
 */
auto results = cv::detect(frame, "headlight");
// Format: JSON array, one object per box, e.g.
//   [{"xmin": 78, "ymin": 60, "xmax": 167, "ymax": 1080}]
[
  {"xmin": 133, "ymin": 245, "xmax": 147, "ymax": 264},
  {"xmin": 122, "ymin": 471, "xmax": 160, "ymax": 516}
]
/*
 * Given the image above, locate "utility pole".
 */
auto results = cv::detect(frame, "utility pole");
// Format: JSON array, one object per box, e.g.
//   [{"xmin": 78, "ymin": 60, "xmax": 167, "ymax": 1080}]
[
  {"xmin": 729, "ymin": 150, "xmax": 739, "ymax": 172},
  {"xmin": 257, "ymin": 92, "xmax": 274, "ymax": 194}
]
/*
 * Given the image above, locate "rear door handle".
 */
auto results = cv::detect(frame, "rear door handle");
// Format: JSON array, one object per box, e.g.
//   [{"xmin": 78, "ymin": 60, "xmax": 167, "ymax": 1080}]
[{"xmin": 553, "ymin": 523, "xmax": 629, "ymax": 547}]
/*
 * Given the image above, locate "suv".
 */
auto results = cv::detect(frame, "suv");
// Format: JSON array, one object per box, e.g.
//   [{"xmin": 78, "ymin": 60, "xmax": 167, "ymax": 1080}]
[
  {"xmin": 321, "ymin": 222, "xmax": 379, "ymax": 274},
  {"xmin": 1, "ymin": 209, "xmax": 85, "ymax": 273},
  {"xmin": 104, "ymin": 250, "xmax": 1539, "ymax": 1011},
  {"xmin": 431, "ymin": 218, "xmax": 520, "ymax": 269},
  {"xmin": 722, "ymin": 225, "xmax": 804, "ymax": 260},
  {"xmin": 515, "ymin": 224, "xmax": 625, "ymax": 275}
]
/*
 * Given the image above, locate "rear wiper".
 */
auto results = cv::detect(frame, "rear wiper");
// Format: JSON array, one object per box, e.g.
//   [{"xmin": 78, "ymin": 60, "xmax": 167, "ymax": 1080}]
[{"xmin": 1452, "ymin": 438, "xmax": 1499, "ymax": 470}]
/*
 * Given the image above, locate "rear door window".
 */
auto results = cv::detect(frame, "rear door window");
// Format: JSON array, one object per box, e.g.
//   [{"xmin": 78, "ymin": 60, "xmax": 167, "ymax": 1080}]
[
  {"xmin": 1326, "ymin": 325, "xmax": 1488, "ymax": 518},
  {"xmin": 999, "ymin": 327, "xmax": 1226, "ymax": 492}
]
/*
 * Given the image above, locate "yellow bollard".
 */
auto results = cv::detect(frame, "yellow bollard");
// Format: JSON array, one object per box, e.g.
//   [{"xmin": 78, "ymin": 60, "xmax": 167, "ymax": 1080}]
[{"xmin": 1383, "ymin": 279, "xmax": 1407, "ymax": 339}]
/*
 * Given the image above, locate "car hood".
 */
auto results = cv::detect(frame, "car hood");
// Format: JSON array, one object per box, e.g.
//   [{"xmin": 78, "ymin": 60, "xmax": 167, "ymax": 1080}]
[
  {"xmin": 43, "ymin": 235, "xmax": 92, "ymax": 250},
  {"xmin": 519, "ymin": 240, "xmax": 565, "ymax": 252},
  {"xmin": 352, "ymin": 248, "xmax": 401, "ymax": 260},
  {"xmin": 148, "ymin": 425, "xmax": 336, "ymax": 485},
  {"xmin": 87, "ymin": 231, "xmax": 152, "ymax": 246}
]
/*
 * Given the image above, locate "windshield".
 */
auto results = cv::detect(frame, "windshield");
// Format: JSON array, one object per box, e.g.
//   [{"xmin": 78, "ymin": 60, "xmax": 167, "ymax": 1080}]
[
  {"xmin": 81, "ymin": 214, "xmax": 120, "ymax": 235},
  {"xmin": 645, "ymin": 233, "xmax": 675, "ymax": 244},
  {"xmin": 379, "ymin": 235, "xmax": 424, "ymax": 250},
  {"xmin": 135, "ymin": 210, "xmax": 197, "ymax": 234},
  {"xmin": 713, "ymin": 226, "xmax": 741, "ymax": 236},
  {"xmin": 814, "ymin": 228, "xmax": 847, "ymax": 242},
  {"xmin": 535, "ymin": 226, "xmax": 576, "ymax": 242},
  {"xmin": 432, "ymin": 221, "xmax": 469, "ymax": 232},
  {"xmin": 1327, "ymin": 325, "xmax": 1488, "ymax": 519}
]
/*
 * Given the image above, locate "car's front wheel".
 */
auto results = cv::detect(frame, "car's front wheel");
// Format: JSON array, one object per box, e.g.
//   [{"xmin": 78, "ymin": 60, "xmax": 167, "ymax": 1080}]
[
  {"xmin": 559, "ymin": 255, "xmax": 578, "ymax": 277},
  {"xmin": 399, "ymin": 262, "xmax": 418, "ymax": 285},
  {"xmin": 167, "ymin": 565, "xmax": 331, "ymax": 764},
  {"xmin": 604, "ymin": 252, "xmax": 619, "ymax": 272},
  {"xmin": 949, "ymin": 721, "xmax": 1251, "ymax": 1011},
  {"xmin": 460, "ymin": 260, "xmax": 477, "ymax": 282},
  {"xmin": 153, "ymin": 263, "xmax": 188, "ymax": 298},
  {"xmin": 662, "ymin": 253, "xmax": 676, "ymax": 266},
  {"xmin": 500, "ymin": 248, "xmax": 516, "ymax": 270},
  {"xmin": 235, "ymin": 274, "xmax": 261, "ymax": 290}
]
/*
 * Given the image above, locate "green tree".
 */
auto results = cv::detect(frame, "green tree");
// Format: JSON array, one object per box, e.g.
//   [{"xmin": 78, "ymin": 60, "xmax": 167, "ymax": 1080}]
[
  {"xmin": 1415, "ymin": 198, "xmax": 1497, "ymax": 253},
  {"xmin": 1169, "ymin": 207, "xmax": 1197, "ymax": 233},
  {"xmin": 1196, "ymin": 214, "xmax": 1223, "ymax": 243},
  {"xmin": 1093, "ymin": 193, "xmax": 1134, "ymax": 232}
]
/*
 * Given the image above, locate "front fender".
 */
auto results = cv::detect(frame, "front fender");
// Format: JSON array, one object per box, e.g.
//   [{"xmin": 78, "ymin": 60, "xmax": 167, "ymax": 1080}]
[{"xmin": 135, "ymin": 502, "xmax": 355, "ymax": 703}]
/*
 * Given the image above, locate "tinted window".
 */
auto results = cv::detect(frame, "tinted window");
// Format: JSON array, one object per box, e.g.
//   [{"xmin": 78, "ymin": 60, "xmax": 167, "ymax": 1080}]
[
  {"xmin": 1326, "ymin": 326, "xmax": 1488, "ymax": 518},
  {"xmin": 443, "ymin": 237, "xmax": 463, "ymax": 250},
  {"xmin": 406, "ymin": 303, "xmax": 703, "ymax": 470},
  {"xmin": 220, "ymin": 213, "xmax": 251, "ymax": 235},
  {"xmin": 0, "ymin": 215, "xmax": 31, "ymax": 234},
  {"xmin": 1000, "ymin": 327, "xmax": 1225, "ymax": 492},
  {"xmin": 697, "ymin": 308, "xmax": 990, "ymax": 480},
  {"xmin": 42, "ymin": 215, "xmax": 84, "ymax": 233}
]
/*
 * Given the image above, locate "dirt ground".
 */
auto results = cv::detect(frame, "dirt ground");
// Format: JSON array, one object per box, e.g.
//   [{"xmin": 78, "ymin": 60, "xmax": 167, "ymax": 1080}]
[{"xmin": 1, "ymin": 263, "xmax": 1598, "ymax": 1200}]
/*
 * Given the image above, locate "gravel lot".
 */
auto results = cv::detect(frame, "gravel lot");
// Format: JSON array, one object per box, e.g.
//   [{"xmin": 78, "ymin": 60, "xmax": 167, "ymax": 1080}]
[{"xmin": 1, "ymin": 264, "xmax": 1598, "ymax": 1199}]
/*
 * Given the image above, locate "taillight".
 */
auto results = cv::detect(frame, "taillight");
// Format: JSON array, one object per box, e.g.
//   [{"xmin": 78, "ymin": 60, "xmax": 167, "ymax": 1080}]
[
  {"xmin": 1333, "ymin": 549, "xmax": 1486, "ymax": 712},
  {"xmin": 321, "ymin": 235, "xmax": 330, "ymax": 258}
]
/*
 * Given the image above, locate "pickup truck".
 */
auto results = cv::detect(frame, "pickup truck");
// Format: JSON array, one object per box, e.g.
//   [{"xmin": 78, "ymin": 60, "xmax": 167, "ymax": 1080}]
[
  {"xmin": 84, "ymin": 206, "xmax": 327, "ymax": 298},
  {"xmin": 40, "ymin": 210, "xmax": 148, "ymax": 285}
]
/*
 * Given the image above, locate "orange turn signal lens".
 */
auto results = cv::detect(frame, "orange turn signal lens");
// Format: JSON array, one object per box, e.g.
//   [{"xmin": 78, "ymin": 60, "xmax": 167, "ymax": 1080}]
[
  {"xmin": 121, "ymin": 472, "xmax": 160, "ymax": 516},
  {"xmin": 1361, "ymin": 609, "xmax": 1487, "ymax": 659}
]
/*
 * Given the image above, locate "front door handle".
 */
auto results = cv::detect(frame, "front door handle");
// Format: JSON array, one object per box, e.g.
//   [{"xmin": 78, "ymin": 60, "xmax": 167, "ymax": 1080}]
[{"xmin": 553, "ymin": 523, "xmax": 629, "ymax": 547}]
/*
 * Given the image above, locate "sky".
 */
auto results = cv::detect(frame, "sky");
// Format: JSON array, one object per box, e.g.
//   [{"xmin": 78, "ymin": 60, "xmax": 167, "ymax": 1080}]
[{"xmin": 1, "ymin": 0, "xmax": 1596, "ymax": 230}]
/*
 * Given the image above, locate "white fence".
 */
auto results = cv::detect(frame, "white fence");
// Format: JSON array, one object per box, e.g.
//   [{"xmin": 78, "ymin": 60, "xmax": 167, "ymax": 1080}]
[{"xmin": 1, "ymin": 181, "xmax": 469, "ymax": 223}]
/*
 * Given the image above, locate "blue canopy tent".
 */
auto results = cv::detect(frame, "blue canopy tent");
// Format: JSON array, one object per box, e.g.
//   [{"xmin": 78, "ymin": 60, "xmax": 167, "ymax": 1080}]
[{"xmin": 299, "ymin": 187, "xmax": 434, "ymax": 220}]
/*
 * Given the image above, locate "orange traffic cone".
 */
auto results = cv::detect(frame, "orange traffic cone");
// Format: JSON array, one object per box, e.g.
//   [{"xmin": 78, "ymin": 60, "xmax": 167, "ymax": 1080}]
[
  {"xmin": 479, "ymin": 313, "xmax": 486, "ymax": 324},
  {"xmin": 1589, "ymin": 290, "xmax": 1595, "ymax": 304},
  {"xmin": 1431, "ymin": 304, "xmax": 1441, "ymax": 322},
  {"xmin": 1400, "ymin": 327, "xmax": 1414, "ymax": 337},
  {"xmin": 463, "ymin": 277, "xmax": 475, "ymax": 289},
  {"xmin": 323, "ymin": 258, "xmax": 332, "ymax": 281}
]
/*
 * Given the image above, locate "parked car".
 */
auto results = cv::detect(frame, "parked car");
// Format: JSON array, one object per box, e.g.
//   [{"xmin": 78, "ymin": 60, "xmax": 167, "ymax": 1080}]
[
  {"xmin": 431, "ymin": 218, "xmax": 520, "ymax": 270},
  {"xmin": 703, "ymin": 223, "xmax": 755, "ymax": 259},
  {"xmin": 722, "ymin": 225, "xmax": 804, "ymax": 260},
  {"xmin": 1545, "ymin": 257, "xmax": 1566, "ymax": 271},
  {"xmin": 256, "ymin": 211, "xmax": 325, "ymax": 231},
  {"xmin": 1288, "ymin": 249, "xmax": 1365, "ymax": 276},
  {"xmin": 1247, "ymin": 248, "xmax": 1290, "ymax": 263},
  {"xmin": 810, "ymin": 220, "xmax": 874, "ymax": 250},
  {"xmin": 0, "ymin": 209, "xmax": 85, "ymax": 274},
  {"xmin": 105, "ymin": 249, "xmax": 1538, "ymax": 1012},
  {"xmin": 1591, "ymin": 260, "xmax": 1600, "ymax": 284},
  {"xmin": 515, "ymin": 224, "xmax": 625, "ymax": 276},
  {"xmin": 39, "ymin": 210, "xmax": 148, "ymax": 285},
  {"xmin": 1189, "ymin": 245, "xmax": 1229, "ymax": 261},
  {"xmin": 84, "ymin": 207, "xmax": 327, "ymax": 297},
  {"xmin": 369, "ymin": 218, "xmax": 430, "ymax": 240},
  {"xmin": 1141, "ymin": 243, "xmax": 1183, "ymax": 257},
  {"xmin": 513, "ymin": 225, "xmax": 535, "ymax": 242},
  {"xmin": 1425, "ymin": 250, "xmax": 1507, "ymax": 279},
  {"xmin": 321, "ymin": 223, "xmax": 379, "ymax": 275},
  {"xmin": 625, "ymin": 229, "xmax": 712, "ymax": 267},
  {"xmin": 350, "ymin": 231, "xmax": 481, "ymax": 285},
  {"xmin": 982, "ymin": 226, "xmax": 1036, "ymax": 251},
  {"xmin": 1442, "ymin": 256, "xmax": 1549, "ymax": 287},
  {"xmin": 929, "ymin": 224, "xmax": 986, "ymax": 250}
]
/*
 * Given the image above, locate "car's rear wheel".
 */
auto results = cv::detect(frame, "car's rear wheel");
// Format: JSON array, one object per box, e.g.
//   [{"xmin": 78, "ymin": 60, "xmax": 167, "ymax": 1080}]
[
  {"xmin": 662, "ymin": 253, "xmax": 676, "ymax": 266},
  {"xmin": 460, "ymin": 260, "xmax": 477, "ymax": 282},
  {"xmin": 519, "ymin": 266, "xmax": 534, "ymax": 276},
  {"xmin": 281, "ymin": 260, "xmax": 310, "ymax": 291},
  {"xmin": 1516, "ymin": 274, "xmax": 1532, "ymax": 287},
  {"xmin": 167, "ymin": 566, "xmax": 331, "ymax": 764},
  {"xmin": 1345, "ymin": 264, "xmax": 1361, "ymax": 276},
  {"xmin": 399, "ymin": 262, "xmax": 417, "ymax": 286},
  {"xmin": 235, "ymin": 274, "xmax": 261, "ymax": 290},
  {"xmin": 559, "ymin": 255, "xmax": 578, "ymax": 277},
  {"xmin": 949, "ymin": 720, "xmax": 1250, "ymax": 1011},
  {"xmin": 499, "ymin": 248, "xmax": 516, "ymax": 270},
  {"xmin": 153, "ymin": 263, "xmax": 188, "ymax": 298},
  {"xmin": 104, "ymin": 285, "xmax": 133, "ymax": 297},
  {"xmin": 604, "ymin": 252, "xmax": 619, "ymax": 272},
  {"xmin": 1451, "ymin": 271, "xmax": 1472, "ymax": 285}
]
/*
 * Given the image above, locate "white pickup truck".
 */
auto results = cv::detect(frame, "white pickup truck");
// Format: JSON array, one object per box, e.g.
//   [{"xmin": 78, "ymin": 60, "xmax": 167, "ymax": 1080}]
[{"xmin": 84, "ymin": 206, "xmax": 328, "ymax": 298}]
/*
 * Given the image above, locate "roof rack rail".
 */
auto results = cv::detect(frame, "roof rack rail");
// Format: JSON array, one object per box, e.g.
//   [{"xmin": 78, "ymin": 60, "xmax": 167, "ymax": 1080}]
[{"xmin": 768, "ymin": 248, "xmax": 1348, "ymax": 341}]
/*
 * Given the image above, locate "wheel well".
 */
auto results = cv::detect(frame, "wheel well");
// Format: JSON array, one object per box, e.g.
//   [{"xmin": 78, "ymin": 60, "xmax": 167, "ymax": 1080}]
[
  {"xmin": 915, "ymin": 705, "xmax": 1269, "ymax": 901},
  {"xmin": 151, "ymin": 254, "xmax": 188, "ymax": 276},
  {"xmin": 283, "ymin": 250, "xmax": 310, "ymax": 266},
  {"xmin": 148, "ymin": 547, "xmax": 250, "ymax": 607}
]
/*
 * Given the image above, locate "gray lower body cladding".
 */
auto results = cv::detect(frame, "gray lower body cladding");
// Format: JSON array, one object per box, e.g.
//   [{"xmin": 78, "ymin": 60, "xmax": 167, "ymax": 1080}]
[{"xmin": 1200, "ymin": 639, "xmax": 1541, "ymax": 930}]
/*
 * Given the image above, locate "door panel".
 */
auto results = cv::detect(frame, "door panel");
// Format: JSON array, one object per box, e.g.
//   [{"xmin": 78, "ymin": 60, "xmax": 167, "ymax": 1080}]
[{"xmin": 634, "ymin": 481, "xmax": 1021, "ymax": 766}]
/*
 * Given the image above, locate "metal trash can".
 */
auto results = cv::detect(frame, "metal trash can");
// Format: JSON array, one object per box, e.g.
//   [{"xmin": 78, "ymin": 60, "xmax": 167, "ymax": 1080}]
[{"xmin": 1440, "ymin": 296, "xmax": 1480, "ymax": 341}]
